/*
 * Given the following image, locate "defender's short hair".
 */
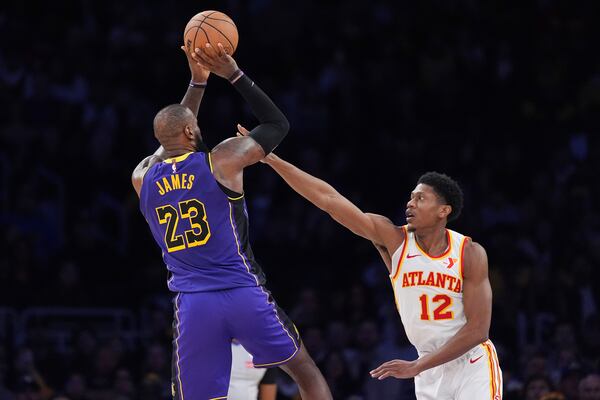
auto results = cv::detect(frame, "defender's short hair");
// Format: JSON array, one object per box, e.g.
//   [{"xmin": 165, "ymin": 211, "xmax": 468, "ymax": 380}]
[{"xmin": 417, "ymin": 172, "xmax": 464, "ymax": 222}]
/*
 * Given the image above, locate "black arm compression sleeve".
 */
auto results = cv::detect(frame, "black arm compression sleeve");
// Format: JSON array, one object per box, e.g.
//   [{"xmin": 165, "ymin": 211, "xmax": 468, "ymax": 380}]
[{"xmin": 232, "ymin": 73, "xmax": 290, "ymax": 154}]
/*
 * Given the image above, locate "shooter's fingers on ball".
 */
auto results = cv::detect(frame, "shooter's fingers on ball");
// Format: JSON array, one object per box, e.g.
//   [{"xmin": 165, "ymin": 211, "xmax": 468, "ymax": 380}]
[
  {"xmin": 192, "ymin": 57, "xmax": 212, "ymax": 72},
  {"xmin": 202, "ymin": 43, "xmax": 221, "ymax": 60},
  {"xmin": 216, "ymin": 43, "xmax": 226, "ymax": 57},
  {"xmin": 193, "ymin": 48, "xmax": 216, "ymax": 68}
]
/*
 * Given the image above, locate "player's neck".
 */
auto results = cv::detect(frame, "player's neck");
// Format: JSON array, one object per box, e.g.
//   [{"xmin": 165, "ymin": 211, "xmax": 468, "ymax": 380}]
[
  {"xmin": 414, "ymin": 225, "xmax": 448, "ymax": 256},
  {"xmin": 164, "ymin": 145, "xmax": 195, "ymax": 158}
]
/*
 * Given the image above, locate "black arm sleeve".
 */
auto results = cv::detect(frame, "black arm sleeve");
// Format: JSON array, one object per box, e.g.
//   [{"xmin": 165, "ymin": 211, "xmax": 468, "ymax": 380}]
[{"xmin": 232, "ymin": 73, "xmax": 290, "ymax": 154}]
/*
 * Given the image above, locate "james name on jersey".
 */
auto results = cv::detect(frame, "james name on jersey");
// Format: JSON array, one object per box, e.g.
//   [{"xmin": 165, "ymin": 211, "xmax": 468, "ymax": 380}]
[{"xmin": 155, "ymin": 173, "xmax": 196, "ymax": 195}]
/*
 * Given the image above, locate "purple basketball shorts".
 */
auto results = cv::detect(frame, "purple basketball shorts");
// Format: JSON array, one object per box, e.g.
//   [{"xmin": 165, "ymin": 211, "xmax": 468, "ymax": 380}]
[{"xmin": 170, "ymin": 286, "xmax": 300, "ymax": 399}]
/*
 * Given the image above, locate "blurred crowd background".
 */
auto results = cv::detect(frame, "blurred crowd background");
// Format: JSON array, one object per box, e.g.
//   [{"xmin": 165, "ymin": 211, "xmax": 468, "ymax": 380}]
[{"xmin": 1, "ymin": 0, "xmax": 600, "ymax": 399}]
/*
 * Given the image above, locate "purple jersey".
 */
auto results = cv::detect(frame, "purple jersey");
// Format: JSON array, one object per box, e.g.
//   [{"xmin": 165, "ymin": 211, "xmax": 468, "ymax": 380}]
[{"xmin": 139, "ymin": 152, "xmax": 266, "ymax": 292}]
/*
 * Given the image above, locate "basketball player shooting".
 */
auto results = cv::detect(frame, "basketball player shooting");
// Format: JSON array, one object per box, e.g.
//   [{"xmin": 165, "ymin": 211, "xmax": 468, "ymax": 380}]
[
  {"xmin": 132, "ymin": 46, "xmax": 332, "ymax": 399},
  {"xmin": 236, "ymin": 126, "xmax": 503, "ymax": 399}
]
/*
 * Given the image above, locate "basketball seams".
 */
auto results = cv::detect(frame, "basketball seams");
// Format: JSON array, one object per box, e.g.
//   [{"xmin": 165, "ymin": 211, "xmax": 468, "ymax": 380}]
[
  {"xmin": 184, "ymin": 25, "xmax": 197, "ymax": 38},
  {"xmin": 185, "ymin": 12, "xmax": 237, "ymax": 53},
  {"xmin": 191, "ymin": 26, "xmax": 201, "ymax": 51},
  {"xmin": 203, "ymin": 15, "xmax": 237, "ymax": 28},
  {"xmin": 199, "ymin": 20, "xmax": 236, "ymax": 51},
  {"xmin": 186, "ymin": 12, "xmax": 212, "ymax": 52},
  {"xmin": 197, "ymin": 26, "xmax": 210, "ymax": 45},
  {"xmin": 186, "ymin": 13, "xmax": 210, "ymax": 36}
]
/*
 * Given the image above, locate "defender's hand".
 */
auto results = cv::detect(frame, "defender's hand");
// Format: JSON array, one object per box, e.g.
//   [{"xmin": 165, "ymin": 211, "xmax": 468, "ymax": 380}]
[
  {"xmin": 236, "ymin": 123, "xmax": 276, "ymax": 164},
  {"xmin": 193, "ymin": 43, "xmax": 239, "ymax": 80},
  {"xmin": 181, "ymin": 45, "xmax": 210, "ymax": 83},
  {"xmin": 370, "ymin": 359, "xmax": 422, "ymax": 380}
]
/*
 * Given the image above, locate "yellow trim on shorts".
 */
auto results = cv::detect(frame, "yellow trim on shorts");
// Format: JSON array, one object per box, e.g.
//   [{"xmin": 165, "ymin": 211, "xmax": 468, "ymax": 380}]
[
  {"xmin": 208, "ymin": 397, "xmax": 227, "ymax": 400},
  {"xmin": 482, "ymin": 341, "xmax": 501, "ymax": 399},
  {"xmin": 253, "ymin": 345, "xmax": 300, "ymax": 368}
]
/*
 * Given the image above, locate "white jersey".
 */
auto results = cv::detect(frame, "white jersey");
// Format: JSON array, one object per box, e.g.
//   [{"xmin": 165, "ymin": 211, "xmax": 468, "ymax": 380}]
[
  {"xmin": 228, "ymin": 342, "xmax": 267, "ymax": 400},
  {"xmin": 390, "ymin": 227, "xmax": 470, "ymax": 355}
]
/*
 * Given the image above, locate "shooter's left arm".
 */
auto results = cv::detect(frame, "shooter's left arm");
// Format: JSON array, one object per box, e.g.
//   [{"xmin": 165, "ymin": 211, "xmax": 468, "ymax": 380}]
[
  {"xmin": 181, "ymin": 46, "xmax": 210, "ymax": 117},
  {"xmin": 131, "ymin": 46, "xmax": 211, "ymax": 197}
]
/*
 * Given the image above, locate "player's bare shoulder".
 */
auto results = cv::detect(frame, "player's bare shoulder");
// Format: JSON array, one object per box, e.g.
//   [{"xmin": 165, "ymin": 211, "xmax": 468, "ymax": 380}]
[
  {"xmin": 132, "ymin": 154, "xmax": 163, "ymax": 197},
  {"xmin": 211, "ymin": 136, "xmax": 264, "ymax": 169},
  {"xmin": 462, "ymin": 240, "xmax": 489, "ymax": 279}
]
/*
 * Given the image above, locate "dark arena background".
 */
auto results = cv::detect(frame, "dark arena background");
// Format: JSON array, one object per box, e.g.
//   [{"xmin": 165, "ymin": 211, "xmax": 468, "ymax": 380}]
[{"xmin": 1, "ymin": 1, "xmax": 600, "ymax": 399}]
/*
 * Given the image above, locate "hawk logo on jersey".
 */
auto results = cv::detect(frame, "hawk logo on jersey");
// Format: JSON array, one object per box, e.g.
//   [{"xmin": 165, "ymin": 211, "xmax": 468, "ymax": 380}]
[{"xmin": 444, "ymin": 257, "xmax": 457, "ymax": 269}]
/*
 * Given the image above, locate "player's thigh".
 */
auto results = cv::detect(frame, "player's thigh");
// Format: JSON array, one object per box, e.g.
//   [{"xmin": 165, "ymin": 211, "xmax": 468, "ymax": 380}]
[
  {"xmin": 414, "ymin": 366, "xmax": 451, "ymax": 400},
  {"xmin": 172, "ymin": 292, "xmax": 233, "ymax": 400},
  {"xmin": 277, "ymin": 342, "xmax": 322, "ymax": 383},
  {"xmin": 229, "ymin": 286, "xmax": 300, "ymax": 367},
  {"xmin": 456, "ymin": 342, "xmax": 502, "ymax": 400}
]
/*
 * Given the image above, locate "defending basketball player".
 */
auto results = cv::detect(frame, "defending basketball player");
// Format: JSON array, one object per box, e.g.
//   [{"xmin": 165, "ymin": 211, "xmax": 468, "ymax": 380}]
[
  {"xmin": 132, "ymin": 46, "xmax": 332, "ymax": 399},
  {"xmin": 236, "ymin": 127, "xmax": 502, "ymax": 399}
]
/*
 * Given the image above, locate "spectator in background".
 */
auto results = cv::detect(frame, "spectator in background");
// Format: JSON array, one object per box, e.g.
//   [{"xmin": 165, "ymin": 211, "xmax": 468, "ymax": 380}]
[
  {"xmin": 86, "ymin": 343, "xmax": 120, "ymax": 395},
  {"xmin": 60, "ymin": 373, "xmax": 88, "ymax": 400},
  {"xmin": 139, "ymin": 373, "xmax": 169, "ymax": 400},
  {"xmin": 579, "ymin": 373, "xmax": 600, "ymax": 400},
  {"xmin": 0, "ymin": 346, "xmax": 13, "ymax": 400},
  {"xmin": 14, "ymin": 348, "xmax": 53, "ymax": 400},
  {"xmin": 557, "ymin": 366, "xmax": 583, "ymax": 400},
  {"xmin": 524, "ymin": 376, "xmax": 553, "ymax": 400},
  {"xmin": 68, "ymin": 330, "xmax": 97, "ymax": 380},
  {"xmin": 323, "ymin": 351, "xmax": 358, "ymax": 399},
  {"xmin": 539, "ymin": 392, "xmax": 566, "ymax": 400}
]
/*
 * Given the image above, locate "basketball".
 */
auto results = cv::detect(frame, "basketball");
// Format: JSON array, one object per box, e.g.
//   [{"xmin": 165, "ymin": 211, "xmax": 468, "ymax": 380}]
[{"xmin": 184, "ymin": 11, "xmax": 239, "ymax": 56}]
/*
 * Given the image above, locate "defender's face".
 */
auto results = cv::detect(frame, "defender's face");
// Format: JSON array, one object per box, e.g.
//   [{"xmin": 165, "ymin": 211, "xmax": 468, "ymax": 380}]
[{"xmin": 405, "ymin": 183, "xmax": 446, "ymax": 232}]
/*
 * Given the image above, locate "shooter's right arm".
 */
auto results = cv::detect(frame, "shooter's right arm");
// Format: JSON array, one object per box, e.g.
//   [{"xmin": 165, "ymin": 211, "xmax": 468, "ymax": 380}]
[{"xmin": 265, "ymin": 154, "xmax": 395, "ymax": 245}]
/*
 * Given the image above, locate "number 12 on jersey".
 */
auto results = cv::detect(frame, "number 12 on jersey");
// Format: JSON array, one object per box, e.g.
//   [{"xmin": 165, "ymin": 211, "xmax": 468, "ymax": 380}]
[
  {"xmin": 155, "ymin": 199, "xmax": 211, "ymax": 252},
  {"xmin": 419, "ymin": 294, "xmax": 453, "ymax": 320}
]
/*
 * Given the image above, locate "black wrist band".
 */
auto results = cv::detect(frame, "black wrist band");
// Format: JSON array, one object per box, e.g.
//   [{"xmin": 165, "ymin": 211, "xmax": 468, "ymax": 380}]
[
  {"xmin": 189, "ymin": 81, "xmax": 207, "ymax": 89},
  {"xmin": 228, "ymin": 69, "xmax": 244, "ymax": 84}
]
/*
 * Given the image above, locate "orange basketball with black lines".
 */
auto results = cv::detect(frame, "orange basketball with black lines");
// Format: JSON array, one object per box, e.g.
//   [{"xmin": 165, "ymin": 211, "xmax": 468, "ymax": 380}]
[{"xmin": 184, "ymin": 11, "xmax": 239, "ymax": 55}]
